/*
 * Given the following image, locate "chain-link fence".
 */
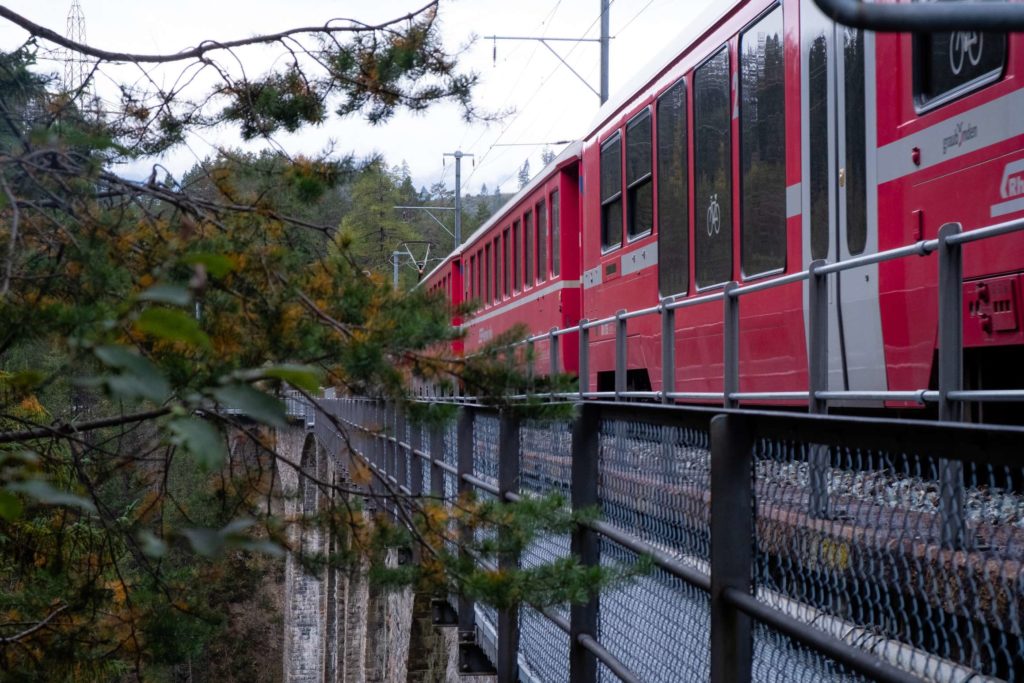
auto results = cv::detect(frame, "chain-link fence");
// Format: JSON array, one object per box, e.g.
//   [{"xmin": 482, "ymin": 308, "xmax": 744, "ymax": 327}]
[{"xmin": 314, "ymin": 398, "xmax": 1023, "ymax": 683}]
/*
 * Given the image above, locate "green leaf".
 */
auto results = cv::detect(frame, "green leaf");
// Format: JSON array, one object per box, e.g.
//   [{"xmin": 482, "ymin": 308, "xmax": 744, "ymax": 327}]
[
  {"xmin": 168, "ymin": 417, "xmax": 226, "ymax": 470},
  {"xmin": 212, "ymin": 384, "xmax": 286, "ymax": 427},
  {"xmin": 94, "ymin": 345, "xmax": 170, "ymax": 402},
  {"xmin": 138, "ymin": 529, "xmax": 167, "ymax": 558},
  {"xmin": 0, "ymin": 490, "xmax": 23, "ymax": 520},
  {"xmin": 136, "ymin": 307, "xmax": 211, "ymax": 349},
  {"xmin": 183, "ymin": 252, "xmax": 235, "ymax": 278},
  {"xmin": 262, "ymin": 364, "xmax": 322, "ymax": 392},
  {"xmin": 8, "ymin": 480, "xmax": 96, "ymax": 513},
  {"xmin": 3, "ymin": 370, "xmax": 45, "ymax": 393},
  {"xmin": 139, "ymin": 283, "xmax": 192, "ymax": 307}
]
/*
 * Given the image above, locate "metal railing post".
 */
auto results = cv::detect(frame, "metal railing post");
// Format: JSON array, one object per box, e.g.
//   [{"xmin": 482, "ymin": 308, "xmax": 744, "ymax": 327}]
[
  {"xmin": 549, "ymin": 328, "xmax": 560, "ymax": 379},
  {"xmin": 937, "ymin": 222, "xmax": 967, "ymax": 549},
  {"xmin": 429, "ymin": 421, "xmax": 445, "ymax": 502},
  {"xmin": 569, "ymin": 403, "xmax": 600, "ymax": 683},
  {"xmin": 579, "ymin": 320, "xmax": 590, "ymax": 397},
  {"xmin": 456, "ymin": 408, "xmax": 477, "ymax": 640},
  {"xmin": 710, "ymin": 413, "xmax": 753, "ymax": 683},
  {"xmin": 496, "ymin": 409, "xmax": 522, "ymax": 682},
  {"xmin": 661, "ymin": 303, "xmax": 675, "ymax": 404},
  {"xmin": 723, "ymin": 283, "xmax": 740, "ymax": 409},
  {"xmin": 409, "ymin": 417, "xmax": 424, "ymax": 564},
  {"xmin": 808, "ymin": 260, "xmax": 830, "ymax": 518},
  {"xmin": 410, "ymin": 419, "xmax": 423, "ymax": 499},
  {"xmin": 396, "ymin": 405, "xmax": 408, "ymax": 493},
  {"xmin": 615, "ymin": 309, "xmax": 627, "ymax": 399}
]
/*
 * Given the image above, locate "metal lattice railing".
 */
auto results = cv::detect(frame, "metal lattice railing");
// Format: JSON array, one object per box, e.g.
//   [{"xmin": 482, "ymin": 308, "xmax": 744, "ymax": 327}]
[{"xmin": 313, "ymin": 397, "xmax": 1024, "ymax": 683}]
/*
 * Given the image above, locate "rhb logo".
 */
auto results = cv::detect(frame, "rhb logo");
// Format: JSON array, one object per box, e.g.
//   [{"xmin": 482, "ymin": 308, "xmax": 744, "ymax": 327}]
[{"xmin": 1001, "ymin": 159, "xmax": 1024, "ymax": 200}]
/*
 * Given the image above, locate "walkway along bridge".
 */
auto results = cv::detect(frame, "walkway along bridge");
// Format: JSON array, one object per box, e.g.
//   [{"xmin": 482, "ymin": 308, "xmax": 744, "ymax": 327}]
[{"xmin": 299, "ymin": 395, "xmax": 1024, "ymax": 683}]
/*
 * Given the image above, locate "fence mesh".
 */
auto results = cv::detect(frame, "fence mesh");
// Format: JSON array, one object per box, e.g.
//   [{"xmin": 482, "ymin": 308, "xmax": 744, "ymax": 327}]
[
  {"xmin": 754, "ymin": 438, "xmax": 1024, "ymax": 682},
  {"xmin": 595, "ymin": 417, "xmax": 713, "ymax": 682},
  {"xmin": 519, "ymin": 419, "xmax": 574, "ymax": 683},
  {"xmin": 472, "ymin": 414, "xmax": 501, "ymax": 645},
  {"xmin": 751, "ymin": 621, "xmax": 868, "ymax": 683}
]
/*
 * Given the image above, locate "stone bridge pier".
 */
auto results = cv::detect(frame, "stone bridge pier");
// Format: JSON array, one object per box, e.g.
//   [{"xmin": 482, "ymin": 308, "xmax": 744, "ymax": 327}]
[{"xmin": 276, "ymin": 425, "xmax": 487, "ymax": 683}]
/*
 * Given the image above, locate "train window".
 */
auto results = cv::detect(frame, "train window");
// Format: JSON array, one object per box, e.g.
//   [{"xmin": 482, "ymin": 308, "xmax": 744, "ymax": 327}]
[
  {"xmin": 694, "ymin": 47, "xmax": 733, "ymax": 288},
  {"xmin": 809, "ymin": 33, "xmax": 829, "ymax": 261},
  {"xmin": 503, "ymin": 229, "xmax": 511, "ymax": 297},
  {"xmin": 740, "ymin": 6, "xmax": 786, "ymax": 277},
  {"xmin": 914, "ymin": 23, "xmax": 1005, "ymax": 110},
  {"xmin": 657, "ymin": 79, "xmax": 688, "ymax": 296},
  {"xmin": 844, "ymin": 27, "xmax": 867, "ymax": 256},
  {"xmin": 513, "ymin": 220, "xmax": 522, "ymax": 292},
  {"xmin": 525, "ymin": 211, "xmax": 534, "ymax": 285},
  {"xmin": 537, "ymin": 199, "xmax": 547, "ymax": 283},
  {"xmin": 551, "ymin": 190, "xmax": 561, "ymax": 276},
  {"xmin": 626, "ymin": 108, "xmax": 653, "ymax": 239},
  {"xmin": 468, "ymin": 256, "xmax": 474, "ymax": 301},
  {"xmin": 477, "ymin": 250, "xmax": 483, "ymax": 304},
  {"xmin": 601, "ymin": 132, "xmax": 623, "ymax": 250}
]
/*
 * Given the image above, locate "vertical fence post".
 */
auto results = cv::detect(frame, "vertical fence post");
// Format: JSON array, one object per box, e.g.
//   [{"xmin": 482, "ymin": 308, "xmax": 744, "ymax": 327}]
[
  {"xmin": 410, "ymin": 419, "xmax": 423, "ymax": 499},
  {"xmin": 570, "ymin": 403, "xmax": 600, "ymax": 683},
  {"xmin": 456, "ymin": 408, "xmax": 477, "ymax": 641},
  {"xmin": 496, "ymin": 409, "xmax": 522, "ymax": 683},
  {"xmin": 429, "ymin": 420, "xmax": 445, "ymax": 502},
  {"xmin": 723, "ymin": 283, "xmax": 740, "ymax": 409},
  {"xmin": 661, "ymin": 303, "xmax": 676, "ymax": 404},
  {"xmin": 807, "ymin": 260, "xmax": 830, "ymax": 518},
  {"xmin": 710, "ymin": 413, "xmax": 753, "ymax": 683},
  {"xmin": 579, "ymin": 320, "xmax": 590, "ymax": 398},
  {"xmin": 937, "ymin": 222, "xmax": 967, "ymax": 549},
  {"xmin": 410, "ymin": 417, "xmax": 424, "ymax": 564},
  {"xmin": 615, "ymin": 309, "xmax": 627, "ymax": 399},
  {"xmin": 549, "ymin": 328, "xmax": 560, "ymax": 380},
  {"xmin": 396, "ymin": 405, "xmax": 408, "ymax": 494}
]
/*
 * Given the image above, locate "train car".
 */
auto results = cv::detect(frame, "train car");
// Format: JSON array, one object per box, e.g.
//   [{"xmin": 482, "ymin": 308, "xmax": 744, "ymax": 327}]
[
  {"xmin": 421, "ymin": 252, "xmax": 464, "ymax": 356},
  {"xmin": 458, "ymin": 142, "xmax": 583, "ymax": 377},
  {"xmin": 577, "ymin": 0, "xmax": 1024, "ymax": 407}
]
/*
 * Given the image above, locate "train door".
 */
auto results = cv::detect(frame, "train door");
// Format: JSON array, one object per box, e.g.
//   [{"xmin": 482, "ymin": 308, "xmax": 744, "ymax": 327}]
[{"xmin": 800, "ymin": 0, "xmax": 887, "ymax": 395}]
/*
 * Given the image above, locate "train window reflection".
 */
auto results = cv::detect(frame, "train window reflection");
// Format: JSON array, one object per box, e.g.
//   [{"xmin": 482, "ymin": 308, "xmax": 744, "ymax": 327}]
[
  {"xmin": 525, "ymin": 211, "xmax": 534, "ymax": 285},
  {"xmin": 551, "ymin": 190, "xmax": 561, "ymax": 276},
  {"xmin": 537, "ymin": 200, "xmax": 547, "ymax": 282},
  {"xmin": 694, "ymin": 47, "xmax": 732, "ymax": 288},
  {"xmin": 741, "ymin": 7, "xmax": 786, "ymax": 276},
  {"xmin": 657, "ymin": 78, "xmax": 688, "ymax": 296},
  {"xmin": 601, "ymin": 133, "xmax": 623, "ymax": 250},
  {"xmin": 809, "ymin": 33, "xmax": 829, "ymax": 261},
  {"xmin": 844, "ymin": 27, "xmax": 867, "ymax": 256},
  {"xmin": 626, "ymin": 108, "xmax": 653, "ymax": 239}
]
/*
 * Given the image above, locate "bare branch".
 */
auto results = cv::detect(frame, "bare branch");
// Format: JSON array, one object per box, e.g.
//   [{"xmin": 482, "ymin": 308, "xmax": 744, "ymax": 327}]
[{"xmin": 0, "ymin": 2, "xmax": 439, "ymax": 64}]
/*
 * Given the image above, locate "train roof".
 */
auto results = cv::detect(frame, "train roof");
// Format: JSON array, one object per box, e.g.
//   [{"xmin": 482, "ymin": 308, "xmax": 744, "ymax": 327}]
[
  {"xmin": 418, "ymin": 139, "xmax": 582, "ymax": 286},
  {"xmin": 585, "ymin": 0, "xmax": 735, "ymax": 138}
]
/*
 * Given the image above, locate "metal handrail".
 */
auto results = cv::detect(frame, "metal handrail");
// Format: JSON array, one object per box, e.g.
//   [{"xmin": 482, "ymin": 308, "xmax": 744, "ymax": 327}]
[
  {"xmin": 471, "ymin": 215, "xmax": 1024, "ymax": 412},
  {"xmin": 811, "ymin": 0, "xmax": 1024, "ymax": 32}
]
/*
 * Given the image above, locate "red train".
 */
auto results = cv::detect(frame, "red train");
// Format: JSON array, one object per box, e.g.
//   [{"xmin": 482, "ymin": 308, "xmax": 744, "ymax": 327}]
[{"xmin": 422, "ymin": 0, "xmax": 1024, "ymax": 413}]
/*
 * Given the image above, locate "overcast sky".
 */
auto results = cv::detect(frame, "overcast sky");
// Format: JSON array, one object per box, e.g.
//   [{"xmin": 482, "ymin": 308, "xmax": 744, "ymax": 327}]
[{"xmin": 0, "ymin": 0, "xmax": 714, "ymax": 195}]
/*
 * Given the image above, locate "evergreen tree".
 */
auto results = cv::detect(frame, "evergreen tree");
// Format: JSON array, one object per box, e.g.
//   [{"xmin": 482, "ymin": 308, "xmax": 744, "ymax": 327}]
[{"xmin": 518, "ymin": 159, "xmax": 531, "ymax": 189}]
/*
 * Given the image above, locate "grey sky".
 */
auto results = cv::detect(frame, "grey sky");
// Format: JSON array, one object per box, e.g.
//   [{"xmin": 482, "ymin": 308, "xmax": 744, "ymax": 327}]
[{"xmin": 0, "ymin": 0, "xmax": 713, "ymax": 195}]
